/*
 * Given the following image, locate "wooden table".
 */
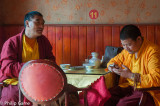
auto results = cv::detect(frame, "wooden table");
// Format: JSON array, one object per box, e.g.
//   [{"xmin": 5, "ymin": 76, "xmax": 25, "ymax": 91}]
[{"xmin": 64, "ymin": 67, "xmax": 116, "ymax": 89}]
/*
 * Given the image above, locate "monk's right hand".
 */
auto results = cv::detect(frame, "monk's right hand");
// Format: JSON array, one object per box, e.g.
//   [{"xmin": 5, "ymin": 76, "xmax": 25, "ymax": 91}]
[{"xmin": 108, "ymin": 63, "xmax": 119, "ymax": 72}]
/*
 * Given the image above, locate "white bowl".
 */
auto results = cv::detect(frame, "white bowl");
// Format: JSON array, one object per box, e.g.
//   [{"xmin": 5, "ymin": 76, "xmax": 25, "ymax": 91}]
[
  {"xmin": 60, "ymin": 64, "xmax": 70, "ymax": 69},
  {"xmin": 85, "ymin": 65, "xmax": 95, "ymax": 71}
]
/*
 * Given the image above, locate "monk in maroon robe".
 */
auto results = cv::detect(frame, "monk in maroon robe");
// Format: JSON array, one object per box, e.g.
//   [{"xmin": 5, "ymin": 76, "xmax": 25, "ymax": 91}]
[{"xmin": 0, "ymin": 11, "xmax": 55, "ymax": 106}]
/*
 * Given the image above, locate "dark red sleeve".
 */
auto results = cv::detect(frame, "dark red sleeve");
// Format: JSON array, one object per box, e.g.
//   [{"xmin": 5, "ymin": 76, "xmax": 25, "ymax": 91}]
[
  {"xmin": 45, "ymin": 37, "xmax": 56, "ymax": 62},
  {"xmin": 0, "ymin": 38, "xmax": 24, "ymax": 81},
  {"xmin": 38, "ymin": 35, "xmax": 56, "ymax": 62}
]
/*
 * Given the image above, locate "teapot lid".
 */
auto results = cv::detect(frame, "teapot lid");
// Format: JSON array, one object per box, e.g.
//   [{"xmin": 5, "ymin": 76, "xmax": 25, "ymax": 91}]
[{"xmin": 91, "ymin": 52, "xmax": 98, "ymax": 55}]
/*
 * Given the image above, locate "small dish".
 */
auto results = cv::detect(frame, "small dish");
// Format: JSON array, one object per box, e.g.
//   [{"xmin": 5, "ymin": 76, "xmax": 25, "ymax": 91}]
[
  {"xmin": 70, "ymin": 66, "xmax": 85, "ymax": 70},
  {"xmin": 60, "ymin": 64, "xmax": 70, "ymax": 70},
  {"xmin": 63, "ymin": 69, "xmax": 72, "ymax": 72}
]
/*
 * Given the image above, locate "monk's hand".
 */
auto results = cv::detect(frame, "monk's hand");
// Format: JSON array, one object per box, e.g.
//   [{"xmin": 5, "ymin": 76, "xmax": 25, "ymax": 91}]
[
  {"xmin": 112, "ymin": 64, "xmax": 133, "ymax": 79},
  {"xmin": 108, "ymin": 63, "xmax": 119, "ymax": 72}
]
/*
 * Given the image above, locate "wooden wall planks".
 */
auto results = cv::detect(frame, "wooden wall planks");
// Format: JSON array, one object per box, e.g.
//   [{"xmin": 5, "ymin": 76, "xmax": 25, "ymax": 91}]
[
  {"xmin": 63, "ymin": 27, "xmax": 71, "ymax": 64},
  {"xmin": 103, "ymin": 26, "xmax": 112, "ymax": 47},
  {"xmin": 147, "ymin": 26, "xmax": 155, "ymax": 43},
  {"xmin": 79, "ymin": 26, "xmax": 87, "ymax": 65},
  {"xmin": 0, "ymin": 26, "xmax": 3, "ymax": 52},
  {"xmin": 0, "ymin": 24, "xmax": 160, "ymax": 66},
  {"xmin": 71, "ymin": 26, "xmax": 79, "ymax": 66},
  {"xmin": 87, "ymin": 26, "xmax": 95, "ymax": 57},
  {"xmin": 155, "ymin": 26, "xmax": 160, "ymax": 46},
  {"xmin": 55, "ymin": 27, "xmax": 63, "ymax": 65},
  {"xmin": 95, "ymin": 26, "xmax": 103, "ymax": 59}
]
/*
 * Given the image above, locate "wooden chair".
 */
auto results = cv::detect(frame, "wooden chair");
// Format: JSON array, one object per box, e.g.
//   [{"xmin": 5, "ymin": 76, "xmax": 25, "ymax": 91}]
[
  {"xmin": 0, "ymin": 63, "xmax": 9, "ymax": 99},
  {"xmin": 0, "ymin": 82, "xmax": 4, "ymax": 98},
  {"xmin": 101, "ymin": 46, "xmax": 123, "ymax": 68},
  {"xmin": 18, "ymin": 59, "xmax": 88, "ymax": 106},
  {"xmin": 0, "ymin": 81, "xmax": 9, "ymax": 100},
  {"xmin": 136, "ymin": 87, "xmax": 160, "ymax": 106},
  {"xmin": 101, "ymin": 46, "xmax": 123, "ymax": 87}
]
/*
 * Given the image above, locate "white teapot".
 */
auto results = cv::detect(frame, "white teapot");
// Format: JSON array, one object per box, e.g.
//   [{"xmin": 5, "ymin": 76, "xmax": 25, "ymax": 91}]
[{"xmin": 88, "ymin": 52, "xmax": 101, "ymax": 68}]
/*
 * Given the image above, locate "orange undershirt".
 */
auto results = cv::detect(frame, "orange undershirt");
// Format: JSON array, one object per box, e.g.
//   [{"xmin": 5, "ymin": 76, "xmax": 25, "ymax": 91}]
[{"xmin": 22, "ymin": 34, "xmax": 39, "ymax": 62}]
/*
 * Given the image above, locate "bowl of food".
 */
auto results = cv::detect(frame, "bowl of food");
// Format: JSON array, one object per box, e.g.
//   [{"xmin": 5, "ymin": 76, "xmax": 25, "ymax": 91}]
[{"xmin": 60, "ymin": 64, "xmax": 70, "ymax": 70}]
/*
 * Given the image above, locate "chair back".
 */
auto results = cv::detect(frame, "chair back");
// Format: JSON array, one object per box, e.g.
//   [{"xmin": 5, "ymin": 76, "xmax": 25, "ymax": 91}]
[
  {"xmin": 101, "ymin": 46, "xmax": 123, "ymax": 68},
  {"xmin": 19, "ymin": 59, "xmax": 67, "ymax": 105}
]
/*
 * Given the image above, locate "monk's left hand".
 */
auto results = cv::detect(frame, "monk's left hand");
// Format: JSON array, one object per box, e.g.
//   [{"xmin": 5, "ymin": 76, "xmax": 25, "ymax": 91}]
[{"xmin": 112, "ymin": 64, "xmax": 132, "ymax": 79}]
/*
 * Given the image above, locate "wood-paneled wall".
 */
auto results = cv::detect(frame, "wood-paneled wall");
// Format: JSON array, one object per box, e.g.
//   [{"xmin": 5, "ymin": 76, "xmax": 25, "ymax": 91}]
[
  {"xmin": 0, "ymin": 24, "xmax": 160, "ymax": 66},
  {"xmin": 0, "ymin": 26, "xmax": 3, "ymax": 51}
]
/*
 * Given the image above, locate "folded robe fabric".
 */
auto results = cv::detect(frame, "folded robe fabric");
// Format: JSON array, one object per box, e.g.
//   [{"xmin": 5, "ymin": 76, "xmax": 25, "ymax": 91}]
[{"xmin": 79, "ymin": 76, "xmax": 111, "ymax": 106}]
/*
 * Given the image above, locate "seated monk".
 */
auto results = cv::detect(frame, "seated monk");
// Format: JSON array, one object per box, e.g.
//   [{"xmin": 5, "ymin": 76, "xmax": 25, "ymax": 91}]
[
  {"xmin": 0, "ymin": 11, "xmax": 56, "ymax": 106},
  {"xmin": 104, "ymin": 24, "xmax": 160, "ymax": 106}
]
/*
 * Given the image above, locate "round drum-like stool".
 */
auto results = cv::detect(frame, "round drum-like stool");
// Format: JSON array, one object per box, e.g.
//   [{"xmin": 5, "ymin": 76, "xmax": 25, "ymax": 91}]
[{"xmin": 19, "ymin": 59, "xmax": 67, "ymax": 105}]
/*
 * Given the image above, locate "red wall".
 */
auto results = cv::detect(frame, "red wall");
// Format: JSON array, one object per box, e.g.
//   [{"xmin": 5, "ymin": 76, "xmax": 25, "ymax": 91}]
[{"xmin": 0, "ymin": 24, "xmax": 160, "ymax": 66}]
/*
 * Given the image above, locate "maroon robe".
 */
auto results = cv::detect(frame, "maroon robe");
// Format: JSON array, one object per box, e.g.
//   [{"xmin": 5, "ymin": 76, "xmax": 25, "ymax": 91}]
[
  {"xmin": 104, "ymin": 86, "xmax": 155, "ymax": 106},
  {"xmin": 0, "ymin": 29, "xmax": 55, "ymax": 106}
]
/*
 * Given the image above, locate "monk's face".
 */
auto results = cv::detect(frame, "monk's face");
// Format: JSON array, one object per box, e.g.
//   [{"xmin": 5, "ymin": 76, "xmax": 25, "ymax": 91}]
[
  {"xmin": 26, "ymin": 15, "xmax": 45, "ymax": 38},
  {"xmin": 121, "ymin": 36, "xmax": 142, "ymax": 54}
]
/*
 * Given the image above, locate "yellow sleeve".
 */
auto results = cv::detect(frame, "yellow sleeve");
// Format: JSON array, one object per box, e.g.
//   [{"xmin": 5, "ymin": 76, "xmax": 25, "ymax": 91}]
[
  {"xmin": 141, "ymin": 50, "xmax": 160, "ymax": 88},
  {"xmin": 105, "ymin": 50, "xmax": 125, "ymax": 72}
]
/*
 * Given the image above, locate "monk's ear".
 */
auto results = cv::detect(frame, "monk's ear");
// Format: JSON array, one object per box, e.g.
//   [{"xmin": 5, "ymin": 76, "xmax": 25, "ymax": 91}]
[
  {"xmin": 137, "ymin": 36, "xmax": 142, "ymax": 41},
  {"xmin": 25, "ymin": 20, "xmax": 29, "ymax": 27},
  {"xmin": 136, "ymin": 36, "xmax": 142, "ymax": 44}
]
